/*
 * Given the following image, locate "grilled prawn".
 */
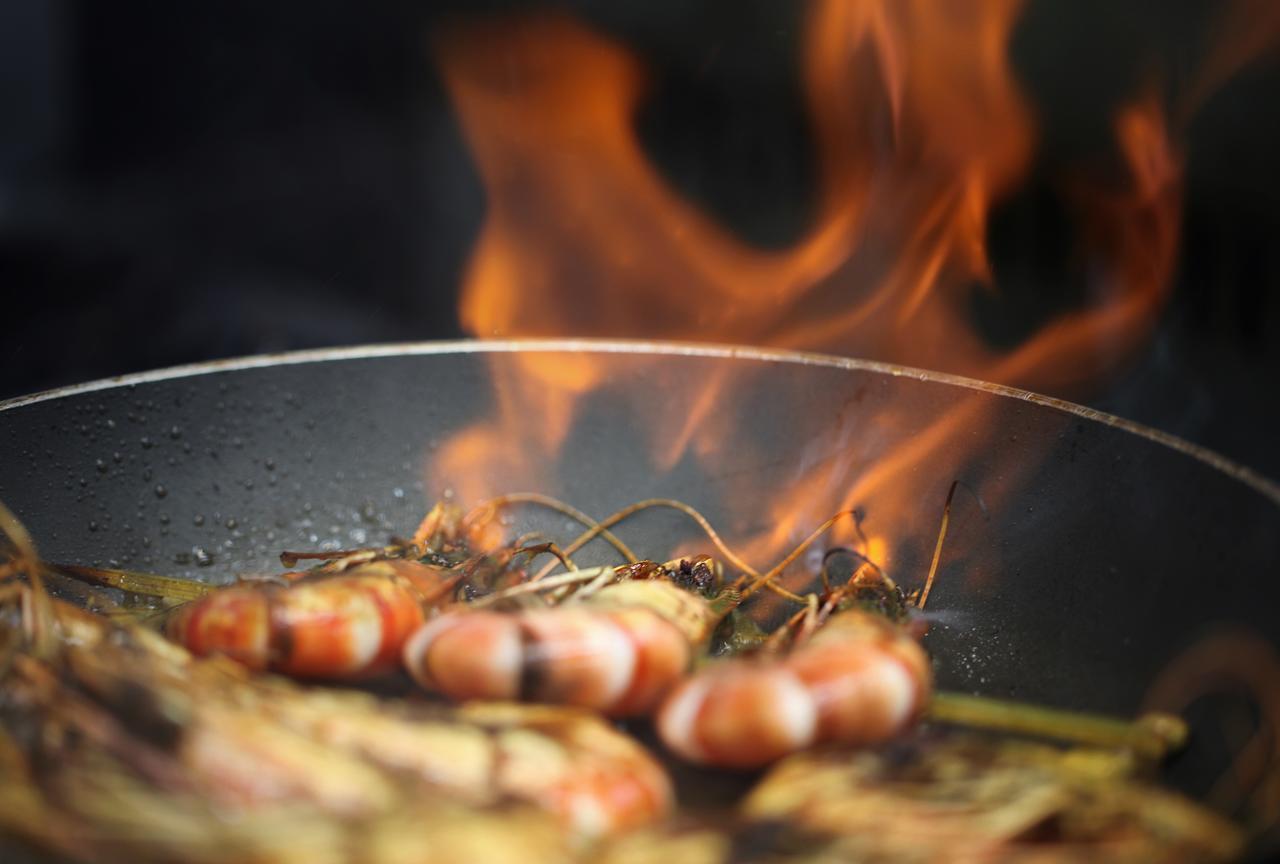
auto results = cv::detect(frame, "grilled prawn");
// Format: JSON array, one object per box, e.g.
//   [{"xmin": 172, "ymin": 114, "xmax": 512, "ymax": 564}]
[
  {"xmin": 166, "ymin": 559, "xmax": 459, "ymax": 677},
  {"xmin": 151, "ymin": 502, "xmax": 546, "ymax": 679},
  {"xmin": 402, "ymin": 558, "xmax": 726, "ymax": 716},
  {"xmin": 0, "ymin": 566, "xmax": 673, "ymax": 852},
  {"xmin": 656, "ymin": 568, "xmax": 931, "ymax": 768}
]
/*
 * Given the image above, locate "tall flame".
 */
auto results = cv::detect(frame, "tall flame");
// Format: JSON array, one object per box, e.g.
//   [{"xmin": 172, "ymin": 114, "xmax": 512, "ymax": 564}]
[{"xmin": 428, "ymin": 1, "xmax": 1270, "ymax": 575}]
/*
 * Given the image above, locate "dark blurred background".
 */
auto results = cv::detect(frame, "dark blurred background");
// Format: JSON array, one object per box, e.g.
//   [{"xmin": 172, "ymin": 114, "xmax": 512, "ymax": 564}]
[{"xmin": 2, "ymin": 1, "xmax": 1278, "ymax": 478}]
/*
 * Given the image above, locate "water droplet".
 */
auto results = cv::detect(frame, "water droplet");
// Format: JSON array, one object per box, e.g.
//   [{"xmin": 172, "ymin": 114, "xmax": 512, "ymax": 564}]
[
  {"xmin": 264, "ymin": 458, "xmax": 276, "ymax": 471},
  {"xmin": 94, "ymin": 459, "xmax": 107, "ymax": 473},
  {"xmin": 169, "ymin": 425, "xmax": 182, "ymax": 439},
  {"xmin": 392, "ymin": 487, "xmax": 405, "ymax": 499},
  {"xmin": 140, "ymin": 436, "xmax": 153, "ymax": 449},
  {"xmin": 87, "ymin": 520, "xmax": 98, "ymax": 532},
  {"xmin": 225, "ymin": 517, "xmax": 238, "ymax": 529},
  {"xmin": 193, "ymin": 547, "xmax": 214, "ymax": 567},
  {"xmin": 159, "ymin": 513, "xmax": 170, "ymax": 524},
  {"xmin": 174, "ymin": 551, "xmax": 191, "ymax": 565},
  {"xmin": 154, "ymin": 485, "xmax": 167, "ymax": 499},
  {"xmin": 232, "ymin": 436, "xmax": 244, "ymax": 449},
  {"xmin": 112, "ymin": 451, "xmax": 123, "ymax": 463},
  {"xmin": 142, "ymin": 467, "xmax": 153, "ymax": 482},
  {"xmin": 193, "ymin": 514, "xmax": 205, "ymax": 526}
]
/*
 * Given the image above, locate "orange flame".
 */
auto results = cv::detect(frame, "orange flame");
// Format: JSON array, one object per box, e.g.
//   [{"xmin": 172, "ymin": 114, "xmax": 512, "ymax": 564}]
[{"xmin": 428, "ymin": 1, "xmax": 1270, "ymax": 579}]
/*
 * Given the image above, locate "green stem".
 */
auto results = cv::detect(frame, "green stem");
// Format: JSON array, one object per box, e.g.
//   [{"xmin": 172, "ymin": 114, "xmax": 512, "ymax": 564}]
[{"xmin": 927, "ymin": 691, "xmax": 1188, "ymax": 761}]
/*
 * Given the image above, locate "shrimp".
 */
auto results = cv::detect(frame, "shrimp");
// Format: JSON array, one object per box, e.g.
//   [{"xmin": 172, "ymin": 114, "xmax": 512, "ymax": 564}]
[
  {"xmin": 166, "ymin": 559, "xmax": 459, "ymax": 677},
  {"xmin": 655, "ymin": 566, "xmax": 932, "ymax": 769},
  {"xmin": 1, "ymin": 571, "xmax": 672, "ymax": 854},
  {"xmin": 58, "ymin": 496, "xmax": 765, "ymax": 691},
  {"xmin": 402, "ymin": 557, "xmax": 728, "ymax": 716},
  {"xmin": 398, "ymin": 495, "xmax": 836, "ymax": 717},
  {"xmin": 143, "ymin": 493, "xmax": 640, "ymax": 681},
  {"xmin": 64, "ymin": 501, "xmax": 552, "ymax": 679},
  {"xmin": 163, "ymin": 532, "xmax": 580, "ymax": 678},
  {"xmin": 647, "ymin": 487, "xmax": 965, "ymax": 769}
]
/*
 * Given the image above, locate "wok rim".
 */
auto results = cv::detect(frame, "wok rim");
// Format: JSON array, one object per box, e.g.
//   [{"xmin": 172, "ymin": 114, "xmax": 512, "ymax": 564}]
[{"xmin": 3, "ymin": 337, "xmax": 1277, "ymax": 505}]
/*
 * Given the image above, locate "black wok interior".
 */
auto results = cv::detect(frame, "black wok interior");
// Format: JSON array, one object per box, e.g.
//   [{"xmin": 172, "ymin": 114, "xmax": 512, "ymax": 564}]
[
  {"xmin": 2, "ymin": 342, "xmax": 1276, "ymax": 716},
  {"xmin": 3, "ymin": 341, "xmax": 1280, "ymax": 863}
]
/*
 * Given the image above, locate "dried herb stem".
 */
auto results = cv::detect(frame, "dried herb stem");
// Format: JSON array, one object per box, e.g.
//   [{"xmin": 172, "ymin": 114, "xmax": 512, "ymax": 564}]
[
  {"xmin": 928, "ymin": 691, "xmax": 1188, "ymax": 760},
  {"xmin": 54, "ymin": 564, "xmax": 215, "ymax": 604}
]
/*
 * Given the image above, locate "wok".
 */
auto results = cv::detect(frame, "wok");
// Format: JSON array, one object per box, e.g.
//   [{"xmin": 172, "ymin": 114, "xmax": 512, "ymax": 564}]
[{"xmin": 1, "ymin": 339, "xmax": 1278, "ymax": 830}]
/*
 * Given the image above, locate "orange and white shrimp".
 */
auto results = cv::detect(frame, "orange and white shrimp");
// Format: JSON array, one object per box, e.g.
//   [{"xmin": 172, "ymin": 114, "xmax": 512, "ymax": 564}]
[
  {"xmin": 450, "ymin": 702, "xmax": 674, "ymax": 837},
  {"xmin": 656, "ymin": 607, "xmax": 931, "ymax": 769},
  {"xmin": 0, "ymin": 572, "xmax": 673, "ymax": 847},
  {"xmin": 402, "ymin": 560, "xmax": 724, "ymax": 716},
  {"xmin": 168, "ymin": 559, "xmax": 460, "ymax": 677}
]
